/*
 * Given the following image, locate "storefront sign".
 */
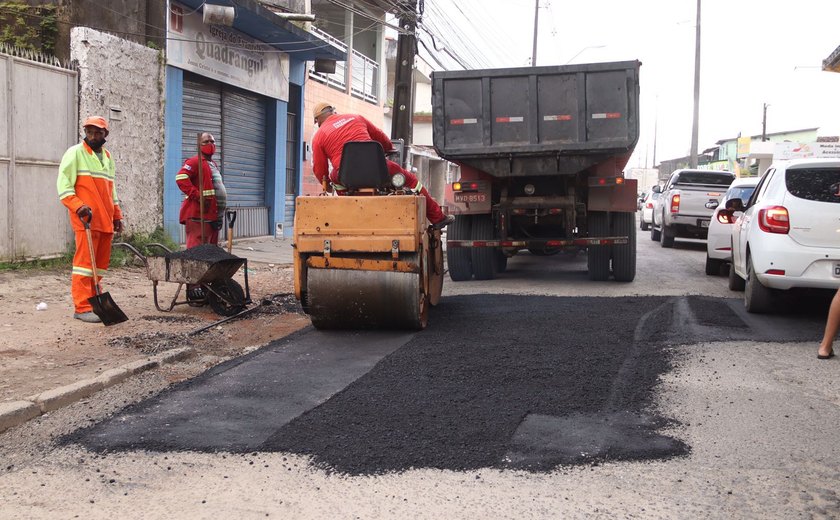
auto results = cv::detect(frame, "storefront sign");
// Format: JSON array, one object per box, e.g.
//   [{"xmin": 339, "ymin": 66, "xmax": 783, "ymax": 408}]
[
  {"xmin": 736, "ymin": 136, "xmax": 751, "ymax": 157},
  {"xmin": 774, "ymin": 142, "xmax": 840, "ymax": 160},
  {"xmin": 167, "ymin": 2, "xmax": 289, "ymax": 100}
]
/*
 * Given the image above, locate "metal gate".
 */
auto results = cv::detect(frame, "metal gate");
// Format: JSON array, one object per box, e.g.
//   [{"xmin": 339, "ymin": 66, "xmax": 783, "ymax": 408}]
[
  {"xmin": 181, "ymin": 74, "xmax": 268, "ymax": 241},
  {"xmin": 0, "ymin": 46, "xmax": 77, "ymax": 261}
]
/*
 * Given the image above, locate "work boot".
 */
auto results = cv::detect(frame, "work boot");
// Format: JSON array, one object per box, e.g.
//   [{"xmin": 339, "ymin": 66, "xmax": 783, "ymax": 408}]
[
  {"xmin": 432, "ymin": 214, "xmax": 456, "ymax": 230},
  {"xmin": 73, "ymin": 312, "xmax": 102, "ymax": 323}
]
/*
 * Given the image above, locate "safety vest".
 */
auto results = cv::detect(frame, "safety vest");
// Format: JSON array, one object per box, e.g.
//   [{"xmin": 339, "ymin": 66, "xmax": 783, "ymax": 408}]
[{"xmin": 57, "ymin": 141, "xmax": 122, "ymax": 233}]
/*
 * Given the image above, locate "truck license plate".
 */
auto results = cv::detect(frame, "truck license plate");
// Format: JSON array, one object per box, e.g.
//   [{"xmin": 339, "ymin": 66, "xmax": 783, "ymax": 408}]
[
  {"xmin": 454, "ymin": 193, "xmax": 486, "ymax": 203},
  {"xmin": 834, "ymin": 262, "xmax": 840, "ymax": 278}
]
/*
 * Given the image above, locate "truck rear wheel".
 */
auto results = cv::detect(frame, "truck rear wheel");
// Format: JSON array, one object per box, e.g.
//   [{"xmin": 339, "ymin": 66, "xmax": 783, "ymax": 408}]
[
  {"xmin": 495, "ymin": 250, "xmax": 508, "ymax": 273},
  {"xmin": 446, "ymin": 215, "xmax": 473, "ymax": 281},
  {"xmin": 587, "ymin": 211, "xmax": 611, "ymax": 281},
  {"xmin": 470, "ymin": 215, "xmax": 497, "ymax": 280},
  {"xmin": 611, "ymin": 212, "xmax": 636, "ymax": 282}
]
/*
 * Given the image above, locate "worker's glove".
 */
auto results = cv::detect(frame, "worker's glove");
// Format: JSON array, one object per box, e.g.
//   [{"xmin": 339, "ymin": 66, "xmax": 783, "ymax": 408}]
[
  {"xmin": 188, "ymin": 190, "xmax": 200, "ymax": 202},
  {"xmin": 113, "ymin": 220, "xmax": 124, "ymax": 234},
  {"xmin": 76, "ymin": 206, "xmax": 92, "ymax": 220},
  {"xmin": 210, "ymin": 220, "xmax": 223, "ymax": 231}
]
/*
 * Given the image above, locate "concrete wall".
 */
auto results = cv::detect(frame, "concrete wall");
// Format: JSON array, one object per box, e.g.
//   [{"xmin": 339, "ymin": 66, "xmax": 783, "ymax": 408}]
[{"xmin": 71, "ymin": 27, "xmax": 165, "ymax": 235}]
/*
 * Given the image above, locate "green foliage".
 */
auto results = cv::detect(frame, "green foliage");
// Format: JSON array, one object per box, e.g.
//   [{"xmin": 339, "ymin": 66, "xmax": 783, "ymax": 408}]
[
  {"xmin": 0, "ymin": 2, "xmax": 58, "ymax": 54},
  {"xmin": 0, "ymin": 227, "xmax": 179, "ymax": 271},
  {"xmin": 0, "ymin": 247, "xmax": 74, "ymax": 272},
  {"xmin": 110, "ymin": 227, "xmax": 180, "ymax": 267}
]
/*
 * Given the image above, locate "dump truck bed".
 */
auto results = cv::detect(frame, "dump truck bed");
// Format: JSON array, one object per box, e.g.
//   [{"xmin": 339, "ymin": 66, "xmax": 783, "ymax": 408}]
[{"xmin": 432, "ymin": 61, "xmax": 640, "ymax": 177}]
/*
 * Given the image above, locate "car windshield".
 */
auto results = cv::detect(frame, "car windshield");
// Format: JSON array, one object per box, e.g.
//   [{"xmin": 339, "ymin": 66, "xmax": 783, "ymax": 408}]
[
  {"xmin": 786, "ymin": 167, "xmax": 840, "ymax": 203},
  {"xmin": 726, "ymin": 185, "xmax": 756, "ymax": 202},
  {"xmin": 675, "ymin": 171, "xmax": 734, "ymax": 186}
]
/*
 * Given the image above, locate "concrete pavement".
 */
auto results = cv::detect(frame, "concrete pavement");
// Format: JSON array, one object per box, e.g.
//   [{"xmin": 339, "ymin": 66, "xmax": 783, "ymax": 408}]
[
  {"xmin": 230, "ymin": 236, "xmax": 295, "ymax": 266},
  {"xmin": 1, "ymin": 236, "xmax": 297, "ymax": 434}
]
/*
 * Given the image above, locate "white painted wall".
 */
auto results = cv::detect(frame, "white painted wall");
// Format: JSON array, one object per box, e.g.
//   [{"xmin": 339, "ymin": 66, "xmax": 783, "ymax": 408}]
[{"xmin": 71, "ymin": 27, "xmax": 165, "ymax": 235}]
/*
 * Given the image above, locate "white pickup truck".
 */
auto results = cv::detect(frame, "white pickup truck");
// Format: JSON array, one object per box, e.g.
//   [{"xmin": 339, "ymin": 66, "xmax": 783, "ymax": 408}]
[{"xmin": 651, "ymin": 168, "xmax": 736, "ymax": 248}]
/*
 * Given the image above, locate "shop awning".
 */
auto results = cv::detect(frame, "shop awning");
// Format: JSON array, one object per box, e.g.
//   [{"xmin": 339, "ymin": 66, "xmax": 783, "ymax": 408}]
[{"xmin": 177, "ymin": 0, "xmax": 346, "ymax": 62}]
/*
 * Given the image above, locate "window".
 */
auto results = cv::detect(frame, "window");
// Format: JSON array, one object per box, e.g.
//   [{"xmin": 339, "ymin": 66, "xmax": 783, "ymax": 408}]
[
  {"xmin": 673, "ymin": 170, "xmax": 735, "ymax": 186},
  {"xmin": 786, "ymin": 167, "xmax": 840, "ymax": 203}
]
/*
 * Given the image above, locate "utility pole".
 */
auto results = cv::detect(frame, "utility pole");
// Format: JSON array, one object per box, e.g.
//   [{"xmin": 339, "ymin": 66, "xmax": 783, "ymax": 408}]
[
  {"xmin": 531, "ymin": 0, "xmax": 539, "ymax": 66},
  {"xmin": 689, "ymin": 0, "xmax": 701, "ymax": 168},
  {"xmin": 391, "ymin": 0, "xmax": 419, "ymax": 152},
  {"xmin": 762, "ymin": 103, "xmax": 769, "ymax": 141}
]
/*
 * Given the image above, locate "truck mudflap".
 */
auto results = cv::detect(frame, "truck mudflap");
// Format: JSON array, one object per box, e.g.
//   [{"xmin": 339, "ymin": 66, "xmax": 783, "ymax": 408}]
[{"xmin": 447, "ymin": 237, "xmax": 629, "ymax": 248}]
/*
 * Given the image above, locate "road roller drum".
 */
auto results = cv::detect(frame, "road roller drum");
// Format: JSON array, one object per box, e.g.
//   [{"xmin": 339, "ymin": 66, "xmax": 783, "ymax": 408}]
[{"xmin": 293, "ymin": 145, "xmax": 444, "ymax": 330}]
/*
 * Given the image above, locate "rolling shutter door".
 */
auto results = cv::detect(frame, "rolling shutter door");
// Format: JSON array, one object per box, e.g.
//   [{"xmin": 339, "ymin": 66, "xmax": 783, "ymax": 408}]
[
  {"xmin": 182, "ymin": 76, "xmax": 222, "ymax": 166},
  {"xmin": 222, "ymin": 88, "xmax": 268, "ymax": 236}
]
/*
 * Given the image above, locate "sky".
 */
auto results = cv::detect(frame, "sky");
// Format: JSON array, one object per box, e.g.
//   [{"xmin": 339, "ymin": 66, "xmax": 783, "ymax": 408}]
[{"xmin": 416, "ymin": 0, "xmax": 840, "ymax": 170}]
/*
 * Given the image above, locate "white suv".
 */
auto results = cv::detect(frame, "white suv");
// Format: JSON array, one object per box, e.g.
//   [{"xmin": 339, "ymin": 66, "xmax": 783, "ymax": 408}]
[{"xmin": 729, "ymin": 158, "xmax": 840, "ymax": 313}]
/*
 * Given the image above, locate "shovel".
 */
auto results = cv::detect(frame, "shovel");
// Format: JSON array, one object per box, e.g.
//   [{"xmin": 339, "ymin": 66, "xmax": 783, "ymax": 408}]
[
  {"xmin": 226, "ymin": 209, "xmax": 237, "ymax": 254},
  {"xmin": 81, "ymin": 213, "xmax": 128, "ymax": 326}
]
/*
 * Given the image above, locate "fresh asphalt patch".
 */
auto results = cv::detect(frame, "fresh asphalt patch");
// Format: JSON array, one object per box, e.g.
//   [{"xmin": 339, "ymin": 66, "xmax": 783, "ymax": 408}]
[{"xmin": 65, "ymin": 295, "xmax": 824, "ymax": 475}]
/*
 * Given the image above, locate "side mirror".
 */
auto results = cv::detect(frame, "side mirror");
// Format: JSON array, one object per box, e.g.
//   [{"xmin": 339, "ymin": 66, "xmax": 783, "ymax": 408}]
[
  {"xmin": 652, "ymin": 185, "xmax": 662, "ymax": 193},
  {"xmin": 725, "ymin": 198, "xmax": 745, "ymax": 212}
]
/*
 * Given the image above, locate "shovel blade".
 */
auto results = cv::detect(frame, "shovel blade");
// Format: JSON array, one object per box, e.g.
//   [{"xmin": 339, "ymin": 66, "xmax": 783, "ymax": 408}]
[{"xmin": 88, "ymin": 292, "xmax": 129, "ymax": 326}]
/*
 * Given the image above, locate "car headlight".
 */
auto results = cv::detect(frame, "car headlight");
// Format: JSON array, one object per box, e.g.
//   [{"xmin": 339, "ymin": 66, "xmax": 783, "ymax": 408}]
[
  {"xmin": 524, "ymin": 184, "xmax": 536, "ymax": 195},
  {"xmin": 392, "ymin": 172, "xmax": 406, "ymax": 189}
]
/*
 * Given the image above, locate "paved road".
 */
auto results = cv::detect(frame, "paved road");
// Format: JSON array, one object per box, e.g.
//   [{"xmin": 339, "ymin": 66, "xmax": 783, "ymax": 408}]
[{"xmin": 2, "ymin": 220, "xmax": 839, "ymax": 518}]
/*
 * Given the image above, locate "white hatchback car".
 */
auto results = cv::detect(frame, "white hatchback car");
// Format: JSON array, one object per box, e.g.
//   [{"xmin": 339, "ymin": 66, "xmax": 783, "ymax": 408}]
[
  {"xmin": 705, "ymin": 177, "xmax": 759, "ymax": 275},
  {"xmin": 729, "ymin": 158, "xmax": 840, "ymax": 313},
  {"xmin": 639, "ymin": 191, "xmax": 660, "ymax": 231}
]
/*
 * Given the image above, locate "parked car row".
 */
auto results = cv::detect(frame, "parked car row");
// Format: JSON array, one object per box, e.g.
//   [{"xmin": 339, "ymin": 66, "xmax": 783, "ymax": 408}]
[
  {"xmin": 644, "ymin": 159, "xmax": 840, "ymax": 314},
  {"xmin": 726, "ymin": 158, "xmax": 840, "ymax": 312}
]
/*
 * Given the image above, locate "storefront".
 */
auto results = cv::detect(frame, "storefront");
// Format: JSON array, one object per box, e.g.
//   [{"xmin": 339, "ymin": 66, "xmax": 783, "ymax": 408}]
[{"xmin": 163, "ymin": 0, "xmax": 344, "ymax": 241}]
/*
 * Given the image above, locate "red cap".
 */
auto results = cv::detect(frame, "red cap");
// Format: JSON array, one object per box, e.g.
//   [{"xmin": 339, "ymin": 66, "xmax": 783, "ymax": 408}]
[{"xmin": 83, "ymin": 116, "xmax": 108, "ymax": 130}]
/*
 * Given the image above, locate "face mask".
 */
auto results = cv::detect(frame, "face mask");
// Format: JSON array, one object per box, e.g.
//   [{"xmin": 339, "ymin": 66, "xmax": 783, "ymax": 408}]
[
  {"xmin": 201, "ymin": 143, "xmax": 216, "ymax": 157},
  {"xmin": 85, "ymin": 136, "xmax": 106, "ymax": 151}
]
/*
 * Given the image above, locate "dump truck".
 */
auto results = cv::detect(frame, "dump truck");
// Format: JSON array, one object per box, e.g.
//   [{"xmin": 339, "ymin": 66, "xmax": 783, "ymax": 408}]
[
  {"xmin": 432, "ymin": 61, "xmax": 641, "ymax": 281},
  {"xmin": 293, "ymin": 142, "xmax": 444, "ymax": 329}
]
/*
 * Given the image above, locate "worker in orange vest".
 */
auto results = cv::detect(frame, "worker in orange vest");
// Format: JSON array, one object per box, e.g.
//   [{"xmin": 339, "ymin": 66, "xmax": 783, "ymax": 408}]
[{"xmin": 57, "ymin": 116, "xmax": 123, "ymax": 323}]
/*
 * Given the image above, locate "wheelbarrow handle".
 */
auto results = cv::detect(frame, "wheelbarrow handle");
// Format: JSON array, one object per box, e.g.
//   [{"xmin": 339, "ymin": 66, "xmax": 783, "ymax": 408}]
[{"xmin": 112, "ymin": 242, "xmax": 148, "ymax": 270}]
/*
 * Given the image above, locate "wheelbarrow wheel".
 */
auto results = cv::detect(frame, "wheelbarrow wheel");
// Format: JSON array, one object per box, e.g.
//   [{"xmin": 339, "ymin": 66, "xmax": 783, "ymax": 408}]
[{"xmin": 207, "ymin": 279, "xmax": 246, "ymax": 317}]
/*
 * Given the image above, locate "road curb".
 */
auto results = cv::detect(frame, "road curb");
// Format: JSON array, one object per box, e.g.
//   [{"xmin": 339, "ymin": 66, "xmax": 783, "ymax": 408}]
[{"xmin": 0, "ymin": 347, "xmax": 196, "ymax": 434}]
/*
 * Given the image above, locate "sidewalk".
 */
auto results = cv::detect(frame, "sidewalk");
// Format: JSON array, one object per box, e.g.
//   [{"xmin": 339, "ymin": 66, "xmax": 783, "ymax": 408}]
[{"xmin": 230, "ymin": 236, "xmax": 295, "ymax": 265}]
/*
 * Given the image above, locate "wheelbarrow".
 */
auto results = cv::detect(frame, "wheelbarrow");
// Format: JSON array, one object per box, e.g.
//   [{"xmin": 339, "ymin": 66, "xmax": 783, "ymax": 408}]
[{"xmin": 114, "ymin": 242, "xmax": 252, "ymax": 317}]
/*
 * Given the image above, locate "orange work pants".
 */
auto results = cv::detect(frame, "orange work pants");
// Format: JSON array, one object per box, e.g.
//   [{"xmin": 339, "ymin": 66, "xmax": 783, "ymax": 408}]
[{"xmin": 71, "ymin": 229, "xmax": 113, "ymax": 314}]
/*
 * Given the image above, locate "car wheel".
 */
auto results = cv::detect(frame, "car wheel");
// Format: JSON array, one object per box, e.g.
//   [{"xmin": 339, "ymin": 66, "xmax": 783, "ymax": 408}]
[
  {"xmin": 705, "ymin": 254, "xmax": 723, "ymax": 276},
  {"xmin": 640, "ymin": 220, "xmax": 650, "ymax": 231},
  {"xmin": 650, "ymin": 222, "xmax": 661, "ymax": 242},
  {"xmin": 728, "ymin": 261, "xmax": 745, "ymax": 291},
  {"xmin": 745, "ymin": 255, "xmax": 776, "ymax": 313},
  {"xmin": 660, "ymin": 224, "xmax": 675, "ymax": 248}
]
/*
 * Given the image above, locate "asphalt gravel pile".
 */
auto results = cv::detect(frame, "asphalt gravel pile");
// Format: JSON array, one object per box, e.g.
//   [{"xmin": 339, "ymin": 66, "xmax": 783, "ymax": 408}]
[
  {"xmin": 69, "ymin": 294, "xmax": 823, "ymax": 476},
  {"xmin": 261, "ymin": 295, "xmax": 688, "ymax": 474},
  {"xmin": 166, "ymin": 244, "xmax": 239, "ymax": 263}
]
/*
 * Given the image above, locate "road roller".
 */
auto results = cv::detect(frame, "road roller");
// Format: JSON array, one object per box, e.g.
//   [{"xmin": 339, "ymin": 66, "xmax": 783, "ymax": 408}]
[{"xmin": 293, "ymin": 142, "xmax": 444, "ymax": 329}]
